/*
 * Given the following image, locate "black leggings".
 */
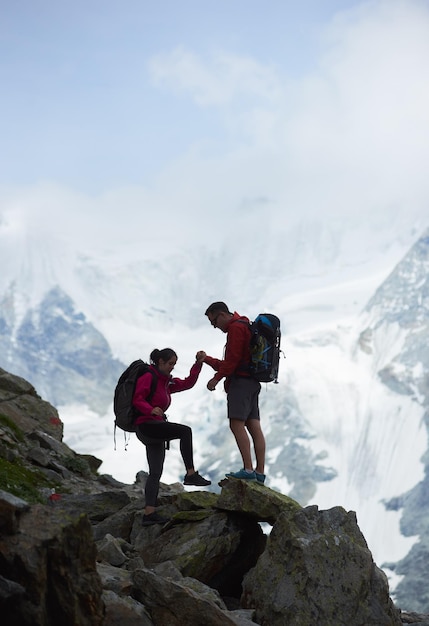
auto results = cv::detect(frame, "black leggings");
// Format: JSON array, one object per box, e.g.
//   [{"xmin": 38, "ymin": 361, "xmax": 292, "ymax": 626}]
[{"xmin": 136, "ymin": 421, "xmax": 194, "ymax": 507}]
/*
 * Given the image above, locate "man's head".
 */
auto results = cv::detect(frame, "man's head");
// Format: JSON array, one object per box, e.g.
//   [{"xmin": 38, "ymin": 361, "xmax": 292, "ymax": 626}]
[{"xmin": 205, "ymin": 302, "xmax": 232, "ymax": 332}]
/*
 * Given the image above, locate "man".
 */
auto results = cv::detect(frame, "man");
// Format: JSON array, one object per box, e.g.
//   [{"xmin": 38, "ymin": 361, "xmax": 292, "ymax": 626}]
[{"xmin": 204, "ymin": 302, "xmax": 266, "ymax": 484}]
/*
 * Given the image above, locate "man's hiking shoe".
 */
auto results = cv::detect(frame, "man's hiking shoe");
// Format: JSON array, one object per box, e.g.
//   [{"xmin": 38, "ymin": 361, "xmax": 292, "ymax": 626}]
[
  {"xmin": 226, "ymin": 469, "xmax": 256, "ymax": 481},
  {"xmin": 255, "ymin": 472, "xmax": 266, "ymax": 484},
  {"xmin": 141, "ymin": 512, "xmax": 169, "ymax": 526},
  {"xmin": 183, "ymin": 471, "xmax": 211, "ymax": 486}
]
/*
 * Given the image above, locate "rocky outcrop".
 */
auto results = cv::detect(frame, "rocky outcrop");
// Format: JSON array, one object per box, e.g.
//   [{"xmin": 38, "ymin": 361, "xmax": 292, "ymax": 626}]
[
  {"xmin": 0, "ymin": 498, "xmax": 104, "ymax": 625},
  {"xmin": 242, "ymin": 505, "xmax": 396, "ymax": 625},
  {"xmin": 0, "ymin": 367, "xmax": 426, "ymax": 625}
]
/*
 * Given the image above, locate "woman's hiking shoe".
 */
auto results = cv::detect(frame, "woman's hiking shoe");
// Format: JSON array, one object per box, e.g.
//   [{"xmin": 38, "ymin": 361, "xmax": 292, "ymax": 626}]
[
  {"xmin": 255, "ymin": 472, "xmax": 266, "ymax": 484},
  {"xmin": 141, "ymin": 512, "xmax": 169, "ymax": 526},
  {"xmin": 183, "ymin": 471, "xmax": 211, "ymax": 486},
  {"xmin": 226, "ymin": 469, "xmax": 256, "ymax": 481}
]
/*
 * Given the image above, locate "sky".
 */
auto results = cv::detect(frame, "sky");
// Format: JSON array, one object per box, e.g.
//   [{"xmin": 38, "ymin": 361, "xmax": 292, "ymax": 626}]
[{"xmin": 1, "ymin": 0, "xmax": 429, "ymax": 253}]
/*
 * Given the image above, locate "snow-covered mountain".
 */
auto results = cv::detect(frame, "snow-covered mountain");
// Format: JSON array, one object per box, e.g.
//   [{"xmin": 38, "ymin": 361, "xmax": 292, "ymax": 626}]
[
  {"xmin": 0, "ymin": 284, "xmax": 124, "ymax": 412},
  {"xmin": 285, "ymin": 228, "xmax": 429, "ymax": 609},
  {"xmin": 359, "ymin": 230, "xmax": 429, "ymax": 611},
  {"xmin": 1, "ymin": 207, "xmax": 428, "ymax": 609}
]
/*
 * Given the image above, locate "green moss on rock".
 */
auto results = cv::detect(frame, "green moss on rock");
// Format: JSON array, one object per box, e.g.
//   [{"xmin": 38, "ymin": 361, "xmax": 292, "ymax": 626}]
[
  {"xmin": 0, "ymin": 456, "xmax": 57, "ymax": 504},
  {"xmin": 63, "ymin": 454, "xmax": 92, "ymax": 477},
  {"xmin": 0, "ymin": 413, "xmax": 25, "ymax": 442},
  {"xmin": 173, "ymin": 490, "xmax": 219, "ymax": 510}
]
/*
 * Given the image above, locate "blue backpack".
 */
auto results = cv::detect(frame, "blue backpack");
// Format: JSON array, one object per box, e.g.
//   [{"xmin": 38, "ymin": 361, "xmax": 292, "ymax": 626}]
[{"xmin": 249, "ymin": 313, "xmax": 281, "ymax": 383}]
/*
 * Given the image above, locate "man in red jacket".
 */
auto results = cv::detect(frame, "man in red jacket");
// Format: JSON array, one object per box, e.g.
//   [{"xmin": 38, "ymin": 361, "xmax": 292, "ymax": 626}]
[{"xmin": 204, "ymin": 302, "xmax": 266, "ymax": 484}]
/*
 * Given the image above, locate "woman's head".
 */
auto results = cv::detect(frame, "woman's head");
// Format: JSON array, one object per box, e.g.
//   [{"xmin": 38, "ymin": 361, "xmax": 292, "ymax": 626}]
[{"xmin": 150, "ymin": 348, "xmax": 178, "ymax": 376}]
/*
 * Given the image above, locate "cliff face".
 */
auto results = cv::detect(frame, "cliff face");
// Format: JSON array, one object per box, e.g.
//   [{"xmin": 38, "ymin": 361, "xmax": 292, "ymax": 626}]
[{"xmin": 0, "ymin": 367, "xmax": 423, "ymax": 625}]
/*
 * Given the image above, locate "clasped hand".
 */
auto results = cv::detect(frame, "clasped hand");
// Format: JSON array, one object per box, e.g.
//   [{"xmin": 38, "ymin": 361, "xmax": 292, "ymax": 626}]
[
  {"xmin": 195, "ymin": 350, "xmax": 206, "ymax": 363},
  {"xmin": 194, "ymin": 351, "xmax": 218, "ymax": 390}
]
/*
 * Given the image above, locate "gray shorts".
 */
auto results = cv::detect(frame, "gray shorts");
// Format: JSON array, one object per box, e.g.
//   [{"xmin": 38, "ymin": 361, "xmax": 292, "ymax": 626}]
[{"xmin": 227, "ymin": 376, "xmax": 261, "ymax": 421}]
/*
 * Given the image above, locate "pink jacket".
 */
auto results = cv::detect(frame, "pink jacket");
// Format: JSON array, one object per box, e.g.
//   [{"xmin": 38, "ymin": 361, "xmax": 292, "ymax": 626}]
[{"xmin": 133, "ymin": 362, "xmax": 202, "ymax": 424}]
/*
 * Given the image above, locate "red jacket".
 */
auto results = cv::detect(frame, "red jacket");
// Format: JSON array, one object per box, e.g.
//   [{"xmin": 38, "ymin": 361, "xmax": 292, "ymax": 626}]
[
  {"xmin": 204, "ymin": 312, "xmax": 252, "ymax": 387},
  {"xmin": 133, "ymin": 362, "xmax": 202, "ymax": 424}
]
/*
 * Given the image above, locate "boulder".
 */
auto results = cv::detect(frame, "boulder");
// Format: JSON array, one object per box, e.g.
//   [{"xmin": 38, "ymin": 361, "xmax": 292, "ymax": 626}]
[
  {"xmin": 132, "ymin": 567, "xmax": 247, "ymax": 626},
  {"xmin": 242, "ymin": 504, "xmax": 402, "ymax": 625},
  {"xmin": 0, "ymin": 503, "xmax": 104, "ymax": 625}
]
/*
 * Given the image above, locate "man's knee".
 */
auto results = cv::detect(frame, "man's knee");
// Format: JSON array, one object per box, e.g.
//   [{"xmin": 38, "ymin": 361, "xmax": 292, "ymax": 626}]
[{"xmin": 229, "ymin": 418, "xmax": 245, "ymax": 432}]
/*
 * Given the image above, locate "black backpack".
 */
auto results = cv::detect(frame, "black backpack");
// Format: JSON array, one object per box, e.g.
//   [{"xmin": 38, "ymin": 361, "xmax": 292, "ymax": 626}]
[
  {"xmin": 249, "ymin": 313, "xmax": 281, "ymax": 383},
  {"xmin": 113, "ymin": 360, "xmax": 158, "ymax": 433}
]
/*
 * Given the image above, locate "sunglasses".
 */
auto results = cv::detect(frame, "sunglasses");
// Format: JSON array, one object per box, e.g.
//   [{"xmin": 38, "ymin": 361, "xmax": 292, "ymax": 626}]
[{"xmin": 210, "ymin": 313, "xmax": 221, "ymax": 327}]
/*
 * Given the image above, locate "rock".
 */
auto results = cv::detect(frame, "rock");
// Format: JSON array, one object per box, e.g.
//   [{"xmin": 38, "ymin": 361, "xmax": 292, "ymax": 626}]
[
  {"xmin": 241, "ymin": 504, "xmax": 402, "ymax": 625},
  {"xmin": 0, "ymin": 489, "xmax": 30, "ymax": 534},
  {"xmin": 93, "ymin": 498, "xmax": 144, "ymax": 542},
  {"xmin": 96, "ymin": 533, "xmax": 128, "ymax": 566},
  {"xmin": 102, "ymin": 589, "xmax": 154, "ymax": 625},
  {"xmin": 0, "ymin": 368, "xmax": 63, "ymax": 441},
  {"xmin": 0, "ymin": 503, "xmax": 104, "ymax": 625},
  {"xmin": 400, "ymin": 611, "xmax": 429, "ymax": 625},
  {"xmin": 0, "ymin": 573, "xmax": 26, "ymax": 601},
  {"xmin": 216, "ymin": 476, "xmax": 301, "ymax": 523},
  {"xmin": 133, "ymin": 567, "xmax": 239, "ymax": 626},
  {"xmin": 137, "ymin": 505, "xmax": 265, "ymax": 596},
  {"xmin": 97, "ymin": 562, "xmax": 134, "ymax": 596},
  {"xmin": 55, "ymin": 489, "xmax": 131, "ymax": 522}
]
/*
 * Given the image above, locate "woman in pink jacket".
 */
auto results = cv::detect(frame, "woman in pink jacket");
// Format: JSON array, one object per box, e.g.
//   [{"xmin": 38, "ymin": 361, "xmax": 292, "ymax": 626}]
[{"xmin": 133, "ymin": 347, "xmax": 211, "ymax": 525}]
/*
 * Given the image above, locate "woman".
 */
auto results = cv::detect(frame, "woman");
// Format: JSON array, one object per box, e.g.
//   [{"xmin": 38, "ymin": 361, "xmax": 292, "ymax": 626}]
[{"xmin": 133, "ymin": 347, "xmax": 211, "ymax": 525}]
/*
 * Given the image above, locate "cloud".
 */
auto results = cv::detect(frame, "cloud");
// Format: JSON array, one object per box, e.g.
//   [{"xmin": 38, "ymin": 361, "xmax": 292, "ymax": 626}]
[
  {"xmin": 146, "ymin": 0, "xmax": 429, "ymax": 221},
  {"xmin": 2, "ymin": 1, "xmax": 428, "ymax": 264},
  {"xmin": 293, "ymin": 0, "xmax": 429, "ymax": 207},
  {"xmin": 148, "ymin": 45, "xmax": 282, "ymax": 107}
]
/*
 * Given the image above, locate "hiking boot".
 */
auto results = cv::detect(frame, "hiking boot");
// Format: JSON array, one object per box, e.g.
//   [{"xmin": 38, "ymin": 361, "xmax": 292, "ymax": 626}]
[
  {"xmin": 226, "ymin": 468, "xmax": 256, "ymax": 481},
  {"xmin": 183, "ymin": 471, "xmax": 211, "ymax": 486},
  {"xmin": 255, "ymin": 472, "xmax": 266, "ymax": 485},
  {"xmin": 141, "ymin": 511, "xmax": 170, "ymax": 526}
]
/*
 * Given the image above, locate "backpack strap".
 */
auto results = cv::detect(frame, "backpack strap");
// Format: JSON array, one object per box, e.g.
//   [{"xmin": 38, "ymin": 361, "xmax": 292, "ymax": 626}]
[
  {"xmin": 135, "ymin": 370, "xmax": 170, "ymax": 451},
  {"xmin": 131, "ymin": 368, "xmax": 158, "ymax": 417},
  {"xmin": 230, "ymin": 318, "xmax": 252, "ymax": 377},
  {"xmin": 146, "ymin": 370, "xmax": 158, "ymax": 403}
]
